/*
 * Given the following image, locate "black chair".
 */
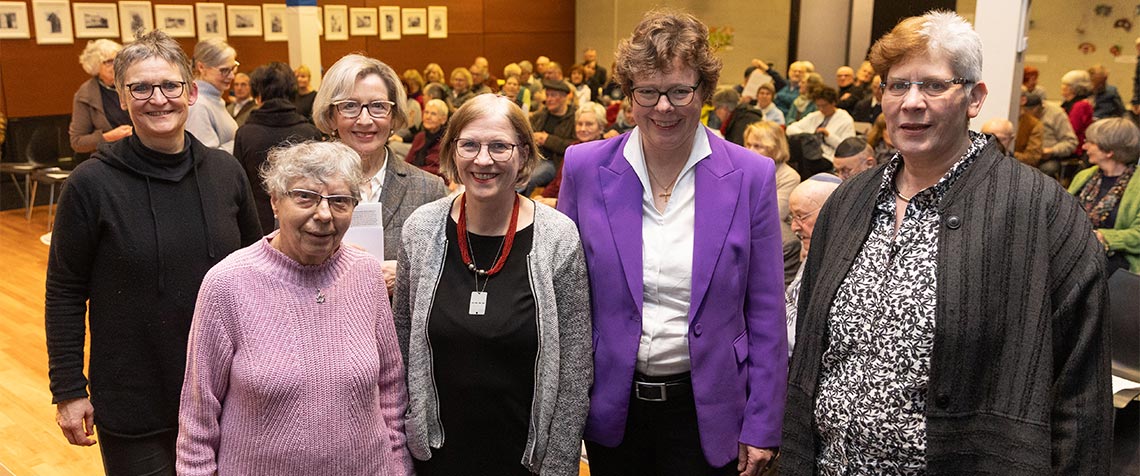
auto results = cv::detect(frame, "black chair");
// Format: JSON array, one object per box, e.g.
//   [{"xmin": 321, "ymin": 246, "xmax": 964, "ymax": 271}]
[{"xmin": 1108, "ymin": 268, "xmax": 1140, "ymax": 383}]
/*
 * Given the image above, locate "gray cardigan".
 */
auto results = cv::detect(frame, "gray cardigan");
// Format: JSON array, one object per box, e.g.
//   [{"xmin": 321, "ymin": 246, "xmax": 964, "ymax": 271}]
[
  {"xmin": 393, "ymin": 197, "xmax": 592, "ymax": 476},
  {"xmin": 68, "ymin": 77, "xmax": 113, "ymax": 154}
]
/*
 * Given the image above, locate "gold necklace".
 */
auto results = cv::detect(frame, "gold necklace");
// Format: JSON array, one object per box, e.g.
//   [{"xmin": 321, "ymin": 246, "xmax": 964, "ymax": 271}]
[{"xmin": 647, "ymin": 165, "xmax": 681, "ymax": 201}]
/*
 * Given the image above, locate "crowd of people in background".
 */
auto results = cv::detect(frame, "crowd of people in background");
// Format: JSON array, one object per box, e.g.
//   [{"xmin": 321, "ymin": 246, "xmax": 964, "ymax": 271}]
[{"xmin": 39, "ymin": 5, "xmax": 1136, "ymax": 476}]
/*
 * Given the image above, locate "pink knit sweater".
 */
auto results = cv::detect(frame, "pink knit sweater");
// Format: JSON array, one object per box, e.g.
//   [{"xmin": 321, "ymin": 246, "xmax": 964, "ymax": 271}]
[{"xmin": 177, "ymin": 235, "xmax": 411, "ymax": 475}]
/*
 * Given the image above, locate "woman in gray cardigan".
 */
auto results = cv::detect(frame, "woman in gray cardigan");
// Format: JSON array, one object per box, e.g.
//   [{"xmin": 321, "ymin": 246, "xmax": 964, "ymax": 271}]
[{"xmin": 393, "ymin": 94, "xmax": 591, "ymax": 476}]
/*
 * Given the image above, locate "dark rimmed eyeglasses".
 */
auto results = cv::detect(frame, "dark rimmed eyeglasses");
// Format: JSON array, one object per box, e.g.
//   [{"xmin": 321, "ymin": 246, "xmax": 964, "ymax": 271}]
[
  {"xmin": 630, "ymin": 81, "xmax": 702, "ymax": 108},
  {"xmin": 880, "ymin": 78, "xmax": 973, "ymax": 97},
  {"xmin": 334, "ymin": 100, "xmax": 396, "ymax": 119},
  {"xmin": 453, "ymin": 139, "xmax": 518, "ymax": 162},
  {"xmin": 285, "ymin": 189, "xmax": 360, "ymax": 214},
  {"xmin": 125, "ymin": 81, "xmax": 187, "ymax": 100}
]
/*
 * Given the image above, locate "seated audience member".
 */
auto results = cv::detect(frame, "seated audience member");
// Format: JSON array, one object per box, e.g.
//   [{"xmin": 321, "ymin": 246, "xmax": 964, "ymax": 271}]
[
  {"xmin": 601, "ymin": 62, "xmax": 625, "ymax": 103},
  {"xmin": 294, "ymin": 65, "xmax": 317, "ymax": 121},
  {"xmin": 233, "ymin": 61, "xmax": 324, "ymax": 232},
  {"xmin": 540, "ymin": 101, "xmax": 608, "ymax": 206},
  {"xmin": 423, "ymin": 63, "xmax": 447, "ymax": 91},
  {"xmin": 583, "ymin": 47, "xmax": 608, "ymax": 103},
  {"xmin": 783, "ymin": 173, "xmax": 842, "ymax": 356},
  {"xmin": 866, "ymin": 113, "xmax": 897, "ymax": 163},
  {"xmin": 186, "ymin": 38, "xmax": 239, "ymax": 152},
  {"xmin": 712, "ymin": 87, "xmax": 764, "ymax": 146},
  {"xmin": 404, "ymin": 69, "xmax": 426, "ymax": 108},
  {"xmin": 1090, "ymin": 64, "xmax": 1125, "ymax": 120},
  {"xmin": 851, "ymin": 75, "xmax": 883, "ymax": 123},
  {"xmin": 832, "ymin": 137, "xmax": 876, "ymax": 181},
  {"xmin": 1061, "ymin": 69, "xmax": 1095, "ymax": 152},
  {"xmin": 501, "ymin": 74, "xmax": 530, "ymax": 112},
  {"xmin": 603, "ymin": 99, "xmax": 636, "ymax": 139},
  {"xmin": 448, "ymin": 67, "xmax": 477, "ymax": 111},
  {"xmin": 1023, "ymin": 66, "xmax": 1046, "ymax": 99},
  {"xmin": 569, "ymin": 64, "xmax": 593, "ymax": 107},
  {"xmin": 787, "ymin": 72, "xmax": 824, "ymax": 124},
  {"xmin": 423, "ymin": 82, "xmax": 448, "ymax": 102},
  {"xmin": 744, "ymin": 121, "xmax": 803, "ymax": 285},
  {"xmin": 777, "ymin": 60, "xmax": 813, "ymax": 117},
  {"xmin": 524, "ymin": 79, "xmax": 577, "ymax": 196},
  {"xmin": 1025, "ymin": 90, "xmax": 1079, "ymax": 177},
  {"xmin": 785, "ymin": 86, "xmax": 856, "ymax": 160},
  {"xmin": 1069, "ymin": 118, "xmax": 1140, "ymax": 275},
  {"xmin": 518, "ymin": 60, "xmax": 536, "ymax": 90},
  {"xmin": 543, "ymin": 61, "xmax": 564, "ymax": 82},
  {"xmin": 227, "ymin": 73, "xmax": 256, "ymax": 127},
  {"xmin": 755, "ymin": 82, "xmax": 786, "ymax": 125},
  {"xmin": 177, "ymin": 141, "xmax": 411, "ymax": 475},
  {"xmin": 472, "ymin": 56, "xmax": 498, "ymax": 94},
  {"xmin": 405, "ymin": 99, "xmax": 449, "ymax": 180},
  {"xmin": 1013, "ymin": 92, "xmax": 1045, "ymax": 166},
  {"xmin": 835, "ymin": 66, "xmax": 868, "ymax": 111},
  {"xmin": 529, "ymin": 57, "xmax": 549, "ymax": 93},
  {"xmin": 981, "ymin": 118, "xmax": 1016, "ymax": 156}
]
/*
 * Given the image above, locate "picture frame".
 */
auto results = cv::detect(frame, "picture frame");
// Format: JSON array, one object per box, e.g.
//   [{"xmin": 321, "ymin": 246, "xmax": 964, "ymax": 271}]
[
  {"xmin": 427, "ymin": 6, "xmax": 446, "ymax": 39},
  {"xmin": 73, "ymin": 2, "xmax": 117, "ymax": 40},
  {"xmin": 227, "ymin": 5, "xmax": 261, "ymax": 37},
  {"xmin": 262, "ymin": 4, "xmax": 285, "ymax": 41},
  {"xmin": 378, "ymin": 6, "xmax": 398, "ymax": 41},
  {"xmin": 349, "ymin": 7, "xmax": 376, "ymax": 37},
  {"xmin": 154, "ymin": 4, "xmax": 193, "ymax": 38},
  {"xmin": 32, "ymin": 0, "xmax": 72, "ymax": 43},
  {"xmin": 118, "ymin": 1, "xmax": 152, "ymax": 42},
  {"xmin": 401, "ymin": 7, "xmax": 425, "ymax": 36},
  {"xmin": 0, "ymin": 1, "xmax": 31, "ymax": 39},
  {"xmin": 324, "ymin": 4, "xmax": 346, "ymax": 41},
  {"xmin": 195, "ymin": 3, "xmax": 225, "ymax": 40}
]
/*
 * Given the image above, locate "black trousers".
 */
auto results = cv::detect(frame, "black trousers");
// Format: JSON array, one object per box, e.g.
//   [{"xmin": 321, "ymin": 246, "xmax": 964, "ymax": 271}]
[
  {"xmin": 98, "ymin": 429, "xmax": 176, "ymax": 476},
  {"xmin": 585, "ymin": 374, "xmax": 737, "ymax": 476}
]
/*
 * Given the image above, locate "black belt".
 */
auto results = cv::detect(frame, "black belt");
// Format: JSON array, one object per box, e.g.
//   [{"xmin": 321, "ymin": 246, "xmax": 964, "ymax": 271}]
[{"xmin": 633, "ymin": 372, "xmax": 691, "ymax": 402}]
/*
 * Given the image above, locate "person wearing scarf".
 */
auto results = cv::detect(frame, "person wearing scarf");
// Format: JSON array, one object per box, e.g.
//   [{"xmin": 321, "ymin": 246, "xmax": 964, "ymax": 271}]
[{"xmin": 1069, "ymin": 118, "xmax": 1140, "ymax": 275}]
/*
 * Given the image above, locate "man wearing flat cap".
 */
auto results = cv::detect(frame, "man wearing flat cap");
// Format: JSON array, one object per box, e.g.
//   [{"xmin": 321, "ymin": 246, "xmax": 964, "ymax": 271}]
[{"xmin": 525, "ymin": 79, "xmax": 578, "ymax": 195}]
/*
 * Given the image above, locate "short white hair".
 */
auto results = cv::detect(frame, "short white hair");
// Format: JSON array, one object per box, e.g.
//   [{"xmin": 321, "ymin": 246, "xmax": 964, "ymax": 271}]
[
  {"xmin": 79, "ymin": 39, "xmax": 121, "ymax": 76},
  {"xmin": 920, "ymin": 11, "xmax": 983, "ymax": 81}
]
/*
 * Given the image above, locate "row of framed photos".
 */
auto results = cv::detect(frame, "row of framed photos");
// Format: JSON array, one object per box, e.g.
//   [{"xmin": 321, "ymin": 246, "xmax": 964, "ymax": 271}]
[{"xmin": 0, "ymin": 1, "xmax": 448, "ymax": 44}]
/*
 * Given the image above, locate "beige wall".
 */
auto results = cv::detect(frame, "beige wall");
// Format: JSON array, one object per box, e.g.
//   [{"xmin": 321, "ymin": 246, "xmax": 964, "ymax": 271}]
[{"xmin": 575, "ymin": 0, "xmax": 792, "ymax": 88}]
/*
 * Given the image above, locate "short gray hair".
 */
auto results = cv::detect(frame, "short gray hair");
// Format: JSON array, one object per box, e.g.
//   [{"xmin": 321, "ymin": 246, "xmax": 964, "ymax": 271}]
[
  {"xmin": 79, "ymin": 39, "xmax": 121, "ymax": 76},
  {"xmin": 261, "ymin": 141, "xmax": 366, "ymax": 199},
  {"xmin": 1062, "ymin": 69, "xmax": 1093, "ymax": 97},
  {"xmin": 712, "ymin": 87, "xmax": 740, "ymax": 109},
  {"xmin": 425, "ymin": 98, "xmax": 450, "ymax": 117},
  {"xmin": 113, "ymin": 30, "xmax": 193, "ymax": 95},
  {"xmin": 1085, "ymin": 118, "xmax": 1140, "ymax": 165},
  {"xmin": 312, "ymin": 54, "xmax": 408, "ymax": 135},
  {"xmin": 575, "ymin": 102, "xmax": 608, "ymax": 130},
  {"xmin": 192, "ymin": 38, "xmax": 236, "ymax": 74}
]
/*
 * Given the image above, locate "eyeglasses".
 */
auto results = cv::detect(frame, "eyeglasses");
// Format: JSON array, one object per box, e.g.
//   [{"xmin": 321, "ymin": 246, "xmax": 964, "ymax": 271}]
[
  {"xmin": 630, "ymin": 81, "xmax": 701, "ymax": 108},
  {"xmin": 454, "ymin": 139, "xmax": 517, "ymax": 162},
  {"xmin": 334, "ymin": 100, "xmax": 396, "ymax": 119},
  {"xmin": 215, "ymin": 62, "xmax": 240, "ymax": 77},
  {"xmin": 783, "ymin": 209, "xmax": 819, "ymax": 226},
  {"xmin": 880, "ymin": 78, "xmax": 973, "ymax": 97},
  {"xmin": 125, "ymin": 81, "xmax": 187, "ymax": 100},
  {"xmin": 285, "ymin": 189, "xmax": 359, "ymax": 214}
]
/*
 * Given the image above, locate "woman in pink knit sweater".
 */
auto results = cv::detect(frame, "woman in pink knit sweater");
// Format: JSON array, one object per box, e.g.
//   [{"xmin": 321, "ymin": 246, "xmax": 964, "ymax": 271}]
[{"xmin": 176, "ymin": 141, "xmax": 412, "ymax": 475}]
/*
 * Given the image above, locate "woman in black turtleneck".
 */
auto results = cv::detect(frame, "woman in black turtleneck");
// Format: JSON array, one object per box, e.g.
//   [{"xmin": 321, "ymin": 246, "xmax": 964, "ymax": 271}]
[
  {"xmin": 405, "ymin": 98, "xmax": 450, "ymax": 181},
  {"xmin": 233, "ymin": 62, "xmax": 324, "ymax": 232},
  {"xmin": 45, "ymin": 30, "xmax": 261, "ymax": 475}
]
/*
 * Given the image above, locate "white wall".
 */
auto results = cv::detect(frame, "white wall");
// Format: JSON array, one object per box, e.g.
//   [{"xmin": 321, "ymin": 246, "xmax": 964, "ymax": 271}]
[{"xmin": 797, "ymin": 0, "xmax": 852, "ymax": 82}]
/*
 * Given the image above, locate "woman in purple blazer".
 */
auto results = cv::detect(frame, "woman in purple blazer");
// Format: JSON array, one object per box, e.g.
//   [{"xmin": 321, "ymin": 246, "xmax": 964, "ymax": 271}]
[{"xmin": 557, "ymin": 9, "xmax": 787, "ymax": 476}]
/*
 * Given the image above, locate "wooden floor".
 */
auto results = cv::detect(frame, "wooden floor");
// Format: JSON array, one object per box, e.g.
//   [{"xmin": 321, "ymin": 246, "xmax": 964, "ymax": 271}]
[{"xmin": 0, "ymin": 206, "xmax": 590, "ymax": 475}]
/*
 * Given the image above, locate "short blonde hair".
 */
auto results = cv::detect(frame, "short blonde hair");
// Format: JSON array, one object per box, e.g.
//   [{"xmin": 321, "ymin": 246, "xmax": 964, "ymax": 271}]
[
  {"xmin": 439, "ymin": 95, "xmax": 541, "ymax": 186},
  {"xmin": 312, "ymin": 54, "xmax": 408, "ymax": 135},
  {"xmin": 743, "ymin": 121, "xmax": 789, "ymax": 164}
]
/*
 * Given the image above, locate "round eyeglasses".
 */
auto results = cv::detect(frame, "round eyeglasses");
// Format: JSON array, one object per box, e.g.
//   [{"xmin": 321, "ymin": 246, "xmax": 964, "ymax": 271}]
[
  {"xmin": 334, "ymin": 100, "xmax": 396, "ymax": 119},
  {"xmin": 125, "ymin": 81, "xmax": 187, "ymax": 100},
  {"xmin": 453, "ymin": 139, "xmax": 518, "ymax": 162},
  {"xmin": 630, "ymin": 81, "xmax": 701, "ymax": 108},
  {"xmin": 285, "ymin": 189, "xmax": 359, "ymax": 214}
]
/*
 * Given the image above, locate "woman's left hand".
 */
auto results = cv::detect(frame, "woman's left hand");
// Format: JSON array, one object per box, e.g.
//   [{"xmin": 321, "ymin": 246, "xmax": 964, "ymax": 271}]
[
  {"xmin": 382, "ymin": 259, "xmax": 398, "ymax": 294},
  {"xmin": 737, "ymin": 444, "xmax": 775, "ymax": 476}
]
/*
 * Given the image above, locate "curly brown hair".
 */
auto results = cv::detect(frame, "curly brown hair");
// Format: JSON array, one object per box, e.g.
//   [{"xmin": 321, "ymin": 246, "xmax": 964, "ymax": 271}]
[{"xmin": 613, "ymin": 9, "xmax": 722, "ymax": 103}]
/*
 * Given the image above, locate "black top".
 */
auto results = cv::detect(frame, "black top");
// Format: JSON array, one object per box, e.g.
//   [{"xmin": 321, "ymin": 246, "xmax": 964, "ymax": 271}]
[
  {"xmin": 99, "ymin": 82, "xmax": 132, "ymax": 128},
  {"xmin": 233, "ymin": 98, "xmax": 323, "ymax": 231},
  {"xmin": 416, "ymin": 217, "xmax": 537, "ymax": 476},
  {"xmin": 294, "ymin": 90, "xmax": 317, "ymax": 122}
]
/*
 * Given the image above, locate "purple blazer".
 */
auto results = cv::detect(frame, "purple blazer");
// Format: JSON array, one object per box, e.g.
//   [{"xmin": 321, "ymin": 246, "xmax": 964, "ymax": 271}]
[{"xmin": 557, "ymin": 128, "xmax": 788, "ymax": 466}]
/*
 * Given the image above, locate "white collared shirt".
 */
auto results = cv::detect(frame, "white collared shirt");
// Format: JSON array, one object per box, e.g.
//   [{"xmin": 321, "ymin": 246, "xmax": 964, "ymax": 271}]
[
  {"xmin": 231, "ymin": 98, "xmax": 252, "ymax": 117},
  {"xmin": 361, "ymin": 151, "xmax": 389, "ymax": 203},
  {"xmin": 623, "ymin": 125, "xmax": 712, "ymax": 376}
]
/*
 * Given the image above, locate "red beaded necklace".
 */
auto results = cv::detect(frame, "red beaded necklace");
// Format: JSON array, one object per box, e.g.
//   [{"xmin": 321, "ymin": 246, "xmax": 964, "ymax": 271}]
[{"xmin": 456, "ymin": 193, "xmax": 520, "ymax": 277}]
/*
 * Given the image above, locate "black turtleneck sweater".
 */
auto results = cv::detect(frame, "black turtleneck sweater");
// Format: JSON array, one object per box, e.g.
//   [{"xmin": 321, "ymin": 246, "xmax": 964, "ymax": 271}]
[
  {"xmin": 234, "ymin": 98, "xmax": 323, "ymax": 231},
  {"xmin": 45, "ymin": 133, "xmax": 262, "ymax": 436}
]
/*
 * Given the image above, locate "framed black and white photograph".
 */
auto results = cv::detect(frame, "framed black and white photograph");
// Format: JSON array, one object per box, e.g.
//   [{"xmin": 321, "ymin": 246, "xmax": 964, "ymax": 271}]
[
  {"xmin": 324, "ymin": 4, "xmax": 347, "ymax": 41},
  {"xmin": 227, "ymin": 5, "xmax": 261, "ymax": 37},
  {"xmin": 427, "ymin": 6, "xmax": 446, "ymax": 39},
  {"xmin": 195, "ymin": 3, "xmax": 225, "ymax": 40},
  {"xmin": 349, "ymin": 7, "xmax": 376, "ymax": 37},
  {"xmin": 379, "ymin": 6, "xmax": 398, "ymax": 40},
  {"xmin": 72, "ymin": 2, "xmax": 117, "ymax": 40},
  {"xmin": 154, "ymin": 4, "xmax": 193, "ymax": 38},
  {"xmin": 0, "ymin": 1, "xmax": 31, "ymax": 39},
  {"xmin": 118, "ymin": 1, "xmax": 152, "ymax": 42},
  {"xmin": 262, "ymin": 4, "xmax": 285, "ymax": 41},
  {"xmin": 401, "ymin": 7, "xmax": 425, "ymax": 36}
]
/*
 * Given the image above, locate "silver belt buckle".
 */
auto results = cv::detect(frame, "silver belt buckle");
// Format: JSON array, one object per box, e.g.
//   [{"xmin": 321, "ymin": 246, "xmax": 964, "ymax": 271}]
[{"xmin": 635, "ymin": 381, "xmax": 668, "ymax": 402}]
